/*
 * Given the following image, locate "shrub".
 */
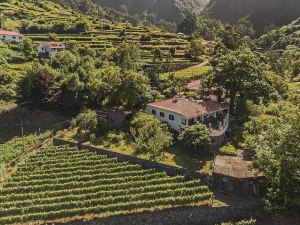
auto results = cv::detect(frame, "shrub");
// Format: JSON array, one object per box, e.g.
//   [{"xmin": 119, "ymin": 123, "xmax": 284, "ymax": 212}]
[
  {"xmin": 178, "ymin": 123, "xmax": 211, "ymax": 152},
  {"xmin": 89, "ymin": 133, "xmax": 96, "ymax": 142},
  {"xmin": 140, "ymin": 33, "xmax": 152, "ymax": 42},
  {"xmin": 219, "ymin": 144, "xmax": 236, "ymax": 156},
  {"xmin": 130, "ymin": 113, "xmax": 173, "ymax": 159},
  {"xmin": 221, "ymin": 218, "xmax": 256, "ymax": 225},
  {"xmin": 106, "ymin": 132, "xmax": 125, "ymax": 146}
]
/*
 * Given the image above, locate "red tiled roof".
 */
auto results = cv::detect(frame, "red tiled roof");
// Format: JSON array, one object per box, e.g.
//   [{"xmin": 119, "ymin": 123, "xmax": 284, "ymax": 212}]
[
  {"xmin": 49, "ymin": 46, "xmax": 65, "ymax": 49},
  {"xmin": 48, "ymin": 42, "xmax": 64, "ymax": 45},
  {"xmin": 0, "ymin": 30, "xmax": 23, "ymax": 36},
  {"xmin": 187, "ymin": 80, "xmax": 202, "ymax": 91},
  {"xmin": 147, "ymin": 98, "xmax": 228, "ymax": 118}
]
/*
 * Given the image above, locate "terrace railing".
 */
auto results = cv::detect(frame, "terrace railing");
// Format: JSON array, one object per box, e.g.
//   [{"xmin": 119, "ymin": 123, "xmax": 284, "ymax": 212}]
[{"xmin": 211, "ymin": 113, "xmax": 229, "ymax": 137}]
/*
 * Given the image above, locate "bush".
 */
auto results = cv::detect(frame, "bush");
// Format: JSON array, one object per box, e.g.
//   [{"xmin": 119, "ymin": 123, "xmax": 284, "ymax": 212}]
[
  {"xmin": 219, "ymin": 144, "xmax": 236, "ymax": 156},
  {"xmin": 72, "ymin": 110, "xmax": 98, "ymax": 134},
  {"xmin": 103, "ymin": 132, "xmax": 126, "ymax": 147},
  {"xmin": 221, "ymin": 218, "xmax": 256, "ymax": 225},
  {"xmin": 130, "ymin": 113, "xmax": 173, "ymax": 159},
  {"xmin": 140, "ymin": 33, "xmax": 152, "ymax": 42},
  {"xmin": 178, "ymin": 123, "xmax": 211, "ymax": 152},
  {"xmin": 89, "ymin": 133, "xmax": 96, "ymax": 142}
]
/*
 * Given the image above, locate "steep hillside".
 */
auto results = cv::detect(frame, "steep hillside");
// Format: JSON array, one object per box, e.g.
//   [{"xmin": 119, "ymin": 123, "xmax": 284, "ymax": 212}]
[
  {"xmin": 0, "ymin": 0, "xmax": 193, "ymax": 65},
  {"xmin": 258, "ymin": 18, "xmax": 300, "ymax": 50},
  {"xmin": 96, "ymin": 0, "xmax": 209, "ymax": 23},
  {"xmin": 205, "ymin": 0, "xmax": 300, "ymax": 34}
]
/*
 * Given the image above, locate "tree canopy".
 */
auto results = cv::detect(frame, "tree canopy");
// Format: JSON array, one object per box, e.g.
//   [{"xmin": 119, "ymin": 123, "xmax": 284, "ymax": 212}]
[
  {"xmin": 130, "ymin": 113, "xmax": 173, "ymax": 159},
  {"xmin": 178, "ymin": 123, "xmax": 211, "ymax": 151}
]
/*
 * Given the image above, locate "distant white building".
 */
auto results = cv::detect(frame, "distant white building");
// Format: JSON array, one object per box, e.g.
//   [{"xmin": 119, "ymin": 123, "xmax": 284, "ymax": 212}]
[
  {"xmin": 38, "ymin": 42, "xmax": 66, "ymax": 57},
  {"xmin": 146, "ymin": 97, "xmax": 230, "ymax": 146},
  {"xmin": 0, "ymin": 30, "xmax": 24, "ymax": 42}
]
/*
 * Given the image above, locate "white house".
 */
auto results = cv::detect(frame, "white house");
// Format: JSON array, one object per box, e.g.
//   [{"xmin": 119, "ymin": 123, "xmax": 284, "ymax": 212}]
[
  {"xmin": 146, "ymin": 98, "xmax": 230, "ymax": 146},
  {"xmin": 38, "ymin": 42, "xmax": 66, "ymax": 57},
  {"xmin": 0, "ymin": 30, "xmax": 24, "ymax": 42}
]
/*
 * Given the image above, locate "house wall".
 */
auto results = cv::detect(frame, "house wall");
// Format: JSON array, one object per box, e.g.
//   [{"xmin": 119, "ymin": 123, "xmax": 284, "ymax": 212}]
[
  {"xmin": 0, "ymin": 35, "xmax": 23, "ymax": 42},
  {"xmin": 212, "ymin": 173, "xmax": 265, "ymax": 197},
  {"xmin": 38, "ymin": 44, "xmax": 66, "ymax": 57},
  {"xmin": 146, "ymin": 105, "xmax": 186, "ymax": 131}
]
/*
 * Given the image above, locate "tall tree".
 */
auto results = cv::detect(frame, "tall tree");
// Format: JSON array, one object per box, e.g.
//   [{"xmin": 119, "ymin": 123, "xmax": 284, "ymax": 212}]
[
  {"xmin": 212, "ymin": 47, "xmax": 272, "ymax": 114},
  {"xmin": 178, "ymin": 13, "xmax": 197, "ymax": 36},
  {"xmin": 178, "ymin": 123, "xmax": 211, "ymax": 152},
  {"xmin": 18, "ymin": 64, "xmax": 57, "ymax": 107},
  {"xmin": 254, "ymin": 111, "xmax": 300, "ymax": 216},
  {"xmin": 112, "ymin": 42, "xmax": 140, "ymax": 70},
  {"xmin": 130, "ymin": 113, "xmax": 173, "ymax": 159},
  {"xmin": 218, "ymin": 26, "xmax": 243, "ymax": 50}
]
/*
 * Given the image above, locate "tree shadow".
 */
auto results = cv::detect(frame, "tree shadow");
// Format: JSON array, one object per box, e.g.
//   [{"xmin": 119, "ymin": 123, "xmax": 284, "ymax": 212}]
[
  {"xmin": 0, "ymin": 104, "xmax": 69, "ymax": 143},
  {"xmin": 165, "ymin": 143, "xmax": 214, "ymax": 171}
]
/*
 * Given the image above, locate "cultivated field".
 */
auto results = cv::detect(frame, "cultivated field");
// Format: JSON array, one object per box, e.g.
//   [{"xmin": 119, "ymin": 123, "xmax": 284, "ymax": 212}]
[{"xmin": 0, "ymin": 144, "xmax": 212, "ymax": 224}]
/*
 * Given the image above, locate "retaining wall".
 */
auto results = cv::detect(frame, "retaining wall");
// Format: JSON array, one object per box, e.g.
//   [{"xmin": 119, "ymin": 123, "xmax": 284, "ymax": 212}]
[{"xmin": 60, "ymin": 201, "xmax": 265, "ymax": 225}]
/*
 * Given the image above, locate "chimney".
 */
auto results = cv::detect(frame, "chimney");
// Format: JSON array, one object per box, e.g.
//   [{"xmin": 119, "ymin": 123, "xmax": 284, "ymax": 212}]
[{"xmin": 172, "ymin": 97, "xmax": 178, "ymax": 103}]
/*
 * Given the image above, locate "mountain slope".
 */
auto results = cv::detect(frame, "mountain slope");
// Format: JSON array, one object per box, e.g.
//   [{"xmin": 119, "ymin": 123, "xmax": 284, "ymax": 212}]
[
  {"xmin": 258, "ymin": 18, "xmax": 300, "ymax": 50},
  {"xmin": 204, "ymin": 0, "xmax": 300, "ymax": 34},
  {"xmin": 95, "ymin": 0, "xmax": 209, "ymax": 23}
]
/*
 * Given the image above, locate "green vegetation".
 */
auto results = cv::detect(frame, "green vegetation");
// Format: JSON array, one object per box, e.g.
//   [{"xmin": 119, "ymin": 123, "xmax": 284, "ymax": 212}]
[
  {"xmin": 238, "ymin": 100, "xmax": 300, "ymax": 215},
  {"xmin": 220, "ymin": 218, "xmax": 256, "ymax": 225},
  {"xmin": 178, "ymin": 123, "xmax": 211, "ymax": 152},
  {"xmin": 258, "ymin": 18, "xmax": 300, "ymax": 50},
  {"xmin": 0, "ymin": 144, "xmax": 213, "ymax": 224},
  {"xmin": 219, "ymin": 144, "xmax": 236, "ymax": 156},
  {"xmin": 204, "ymin": 0, "xmax": 300, "ymax": 34},
  {"xmin": 0, "ymin": 0, "xmax": 299, "ymax": 221},
  {"xmin": 97, "ymin": 0, "xmax": 209, "ymax": 27},
  {"xmin": 161, "ymin": 65, "xmax": 211, "ymax": 80},
  {"xmin": 130, "ymin": 113, "xmax": 173, "ymax": 159},
  {"xmin": 0, "ymin": 135, "xmax": 40, "ymax": 179}
]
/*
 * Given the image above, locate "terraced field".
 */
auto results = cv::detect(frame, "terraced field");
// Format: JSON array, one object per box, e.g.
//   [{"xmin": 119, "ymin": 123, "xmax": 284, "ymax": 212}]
[
  {"xmin": 26, "ymin": 27, "xmax": 191, "ymax": 64},
  {"xmin": 0, "ymin": 144, "xmax": 212, "ymax": 224},
  {"xmin": 0, "ymin": 0, "xmax": 192, "ymax": 65}
]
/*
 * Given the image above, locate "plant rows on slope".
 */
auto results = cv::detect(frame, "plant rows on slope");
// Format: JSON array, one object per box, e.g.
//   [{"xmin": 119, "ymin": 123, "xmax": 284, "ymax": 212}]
[{"xmin": 0, "ymin": 144, "xmax": 212, "ymax": 224}]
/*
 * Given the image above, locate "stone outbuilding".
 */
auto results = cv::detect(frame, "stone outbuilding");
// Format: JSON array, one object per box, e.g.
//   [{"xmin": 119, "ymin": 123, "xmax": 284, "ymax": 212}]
[{"xmin": 212, "ymin": 151, "xmax": 265, "ymax": 197}]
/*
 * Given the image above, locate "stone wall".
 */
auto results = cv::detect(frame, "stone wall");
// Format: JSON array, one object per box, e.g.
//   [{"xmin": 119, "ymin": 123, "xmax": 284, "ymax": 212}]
[
  {"xmin": 60, "ymin": 201, "xmax": 265, "ymax": 225},
  {"xmin": 52, "ymin": 138, "xmax": 210, "ymax": 184}
]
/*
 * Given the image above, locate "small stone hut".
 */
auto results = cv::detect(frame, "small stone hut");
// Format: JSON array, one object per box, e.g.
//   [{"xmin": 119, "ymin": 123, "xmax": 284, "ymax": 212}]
[{"xmin": 212, "ymin": 151, "xmax": 265, "ymax": 197}]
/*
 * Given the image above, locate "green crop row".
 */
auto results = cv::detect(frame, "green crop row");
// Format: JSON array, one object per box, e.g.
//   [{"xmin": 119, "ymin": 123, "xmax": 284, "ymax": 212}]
[
  {"xmin": 0, "ymin": 194, "xmax": 211, "ymax": 225},
  {"xmin": 0, "ymin": 144, "xmax": 212, "ymax": 224}
]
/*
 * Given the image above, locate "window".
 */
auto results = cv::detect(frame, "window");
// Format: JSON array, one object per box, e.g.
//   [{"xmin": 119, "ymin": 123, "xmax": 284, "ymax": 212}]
[
  {"xmin": 12, "ymin": 36, "xmax": 16, "ymax": 39},
  {"xmin": 188, "ymin": 119, "xmax": 194, "ymax": 126},
  {"xmin": 169, "ymin": 114, "xmax": 175, "ymax": 121},
  {"xmin": 151, "ymin": 110, "xmax": 156, "ymax": 115},
  {"xmin": 197, "ymin": 116, "xmax": 202, "ymax": 121},
  {"xmin": 181, "ymin": 118, "xmax": 187, "ymax": 125},
  {"xmin": 160, "ymin": 112, "xmax": 165, "ymax": 118}
]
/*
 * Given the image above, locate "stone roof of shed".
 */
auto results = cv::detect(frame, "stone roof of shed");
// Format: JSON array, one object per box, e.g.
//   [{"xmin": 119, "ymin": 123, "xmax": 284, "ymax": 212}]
[{"xmin": 213, "ymin": 155, "xmax": 264, "ymax": 179}]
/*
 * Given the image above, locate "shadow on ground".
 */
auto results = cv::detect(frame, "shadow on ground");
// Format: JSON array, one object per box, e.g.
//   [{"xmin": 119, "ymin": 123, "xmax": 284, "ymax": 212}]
[{"xmin": 0, "ymin": 104, "xmax": 69, "ymax": 143}]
